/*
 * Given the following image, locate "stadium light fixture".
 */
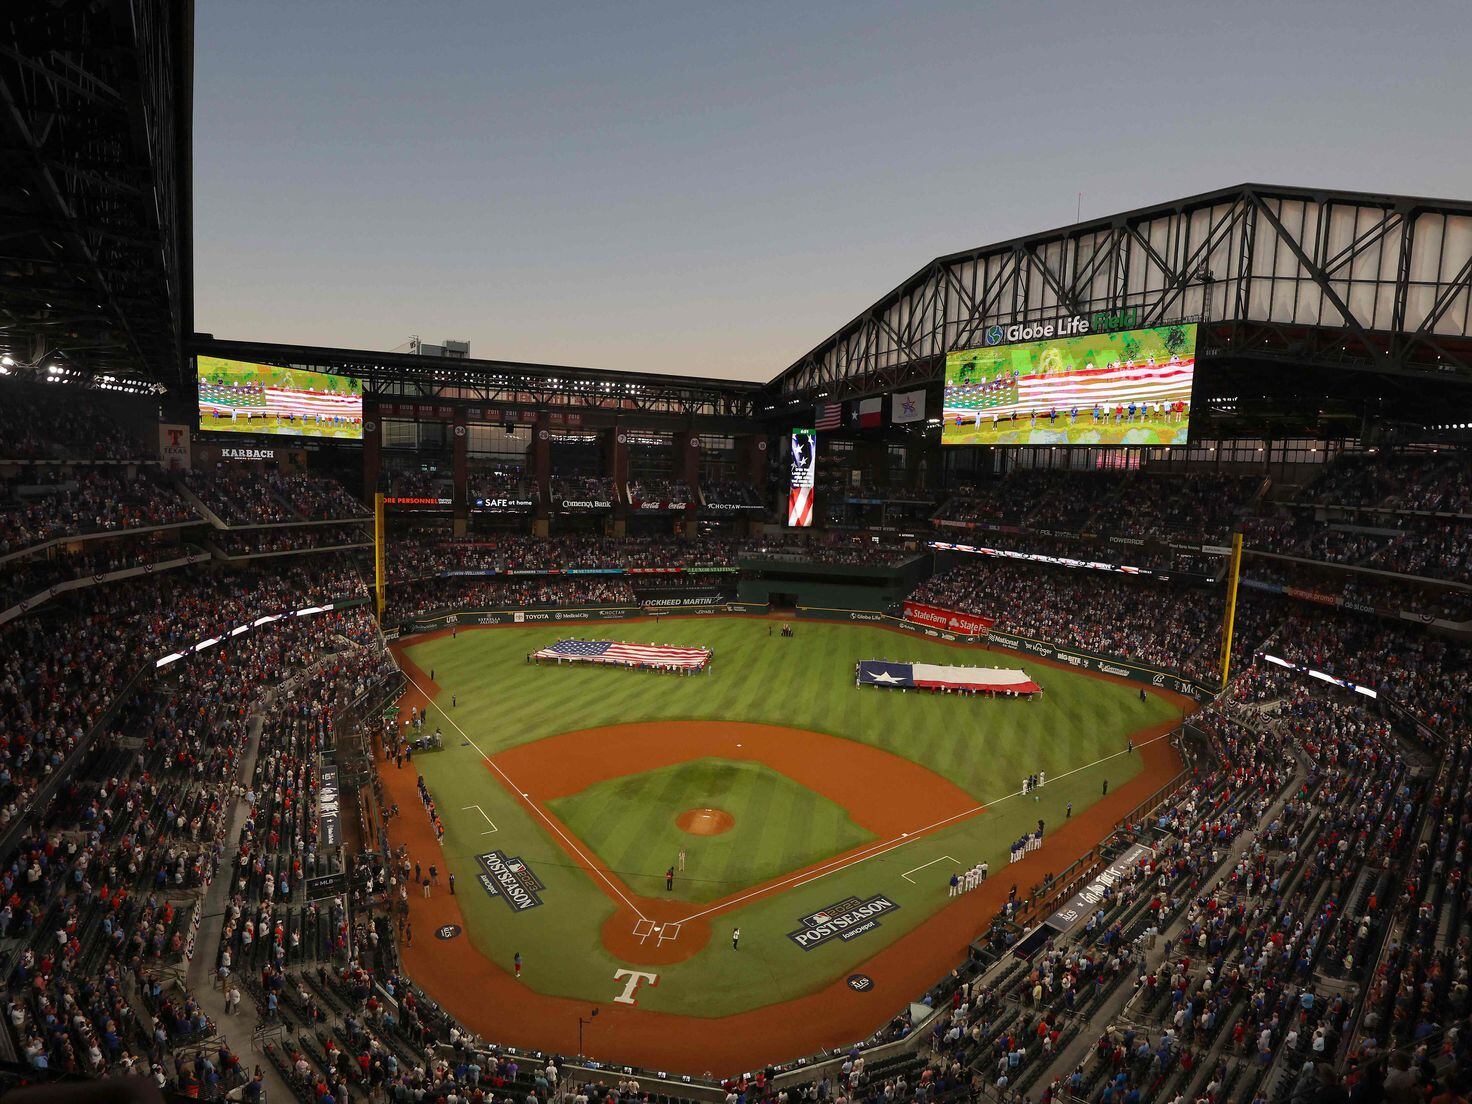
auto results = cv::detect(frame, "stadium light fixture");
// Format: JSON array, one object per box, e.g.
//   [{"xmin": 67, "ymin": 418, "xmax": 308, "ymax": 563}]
[{"xmin": 0, "ymin": 355, "xmax": 12, "ymax": 367}]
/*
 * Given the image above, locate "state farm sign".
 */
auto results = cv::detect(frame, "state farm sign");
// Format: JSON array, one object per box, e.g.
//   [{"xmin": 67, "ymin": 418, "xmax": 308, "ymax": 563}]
[{"xmin": 901, "ymin": 601, "xmax": 995, "ymax": 637}]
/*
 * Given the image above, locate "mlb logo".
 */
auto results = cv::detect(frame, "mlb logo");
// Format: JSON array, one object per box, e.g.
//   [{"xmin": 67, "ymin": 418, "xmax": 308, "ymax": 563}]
[
  {"xmin": 508, "ymin": 861, "xmax": 525, "ymax": 873},
  {"xmin": 809, "ymin": 911, "xmax": 831, "ymax": 926}
]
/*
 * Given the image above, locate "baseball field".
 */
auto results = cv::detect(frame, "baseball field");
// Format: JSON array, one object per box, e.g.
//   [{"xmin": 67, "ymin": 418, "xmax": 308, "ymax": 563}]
[{"xmin": 381, "ymin": 615, "xmax": 1187, "ymax": 1072}]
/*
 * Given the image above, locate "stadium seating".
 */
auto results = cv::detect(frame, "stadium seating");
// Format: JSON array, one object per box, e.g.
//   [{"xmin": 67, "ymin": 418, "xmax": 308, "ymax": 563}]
[
  {"xmin": 0, "ymin": 468, "xmax": 198, "ymax": 556},
  {"xmin": 4, "ymin": 454, "xmax": 1472, "ymax": 1101},
  {"xmin": 182, "ymin": 470, "xmax": 366, "ymax": 526},
  {"xmin": 0, "ymin": 380, "xmax": 152, "ymax": 461},
  {"xmin": 933, "ymin": 470, "xmax": 1263, "ymax": 545}
]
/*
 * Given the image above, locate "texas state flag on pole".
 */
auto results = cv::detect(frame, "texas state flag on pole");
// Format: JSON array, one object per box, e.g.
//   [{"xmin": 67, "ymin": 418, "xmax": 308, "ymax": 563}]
[
  {"xmin": 891, "ymin": 389, "xmax": 926, "ymax": 424},
  {"xmin": 853, "ymin": 397, "xmax": 883, "ymax": 428}
]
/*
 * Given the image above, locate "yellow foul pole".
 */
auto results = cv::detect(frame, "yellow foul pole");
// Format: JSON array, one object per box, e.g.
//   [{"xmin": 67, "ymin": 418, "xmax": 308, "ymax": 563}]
[{"xmin": 1218, "ymin": 531, "xmax": 1244, "ymax": 691}]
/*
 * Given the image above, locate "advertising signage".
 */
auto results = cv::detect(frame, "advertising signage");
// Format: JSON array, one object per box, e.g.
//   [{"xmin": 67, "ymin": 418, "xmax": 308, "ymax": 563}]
[
  {"xmin": 943, "ymin": 322, "xmax": 1197, "ymax": 447},
  {"xmin": 197, "ymin": 356, "xmax": 363, "ymax": 441}
]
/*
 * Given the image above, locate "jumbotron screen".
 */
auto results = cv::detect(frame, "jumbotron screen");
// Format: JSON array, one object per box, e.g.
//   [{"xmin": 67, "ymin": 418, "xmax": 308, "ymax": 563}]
[
  {"xmin": 197, "ymin": 356, "xmax": 364, "ymax": 440},
  {"xmin": 942, "ymin": 322, "xmax": 1197, "ymax": 446},
  {"xmin": 787, "ymin": 428, "xmax": 815, "ymax": 527}
]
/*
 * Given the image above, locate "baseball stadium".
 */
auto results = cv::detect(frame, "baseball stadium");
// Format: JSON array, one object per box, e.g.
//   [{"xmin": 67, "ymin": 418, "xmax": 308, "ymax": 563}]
[{"xmin": 3, "ymin": 4, "xmax": 1472, "ymax": 1104}]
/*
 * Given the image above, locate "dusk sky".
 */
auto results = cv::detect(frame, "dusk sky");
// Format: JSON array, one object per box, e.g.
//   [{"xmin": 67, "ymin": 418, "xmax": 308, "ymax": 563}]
[{"xmin": 193, "ymin": 0, "xmax": 1469, "ymax": 381}]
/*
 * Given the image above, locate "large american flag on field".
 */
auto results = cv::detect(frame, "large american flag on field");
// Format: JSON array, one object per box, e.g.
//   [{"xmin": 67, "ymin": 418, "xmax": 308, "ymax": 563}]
[
  {"xmin": 200, "ymin": 380, "xmax": 361, "ymax": 422},
  {"xmin": 945, "ymin": 357, "xmax": 1193, "ymax": 420},
  {"xmin": 533, "ymin": 639, "xmax": 712, "ymax": 670}
]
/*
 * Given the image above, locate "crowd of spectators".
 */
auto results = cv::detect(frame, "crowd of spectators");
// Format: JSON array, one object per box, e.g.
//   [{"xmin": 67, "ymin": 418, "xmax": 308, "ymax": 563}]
[
  {"xmin": 0, "ymin": 381, "xmax": 150, "ymax": 461},
  {"xmin": 1267, "ymin": 605, "xmax": 1471, "ymax": 734},
  {"xmin": 387, "ymin": 534, "xmax": 740, "ymax": 581},
  {"xmin": 388, "ymin": 470, "xmax": 449, "ymax": 499},
  {"xmin": 0, "ymin": 540, "xmax": 203, "ymax": 613},
  {"xmin": 937, "ymin": 529, "xmax": 1219, "ymax": 575},
  {"xmin": 934, "ymin": 469, "xmax": 1261, "ymax": 545},
  {"xmin": 700, "ymin": 480, "xmax": 765, "ymax": 508},
  {"xmin": 0, "ymin": 592, "xmax": 386, "ymax": 1089},
  {"xmin": 5, "ymin": 441, "xmax": 1472, "ymax": 1100},
  {"xmin": 550, "ymin": 475, "xmax": 615, "ymax": 504},
  {"xmin": 184, "ymin": 470, "xmax": 366, "ymax": 525},
  {"xmin": 738, "ymin": 533, "xmax": 917, "ymax": 566},
  {"xmin": 626, "ymin": 477, "xmax": 690, "ymax": 504},
  {"xmin": 1297, "ymin": 452, "xmax": 1472, "ymax": 514},
  {"xmin": 1242, "ymin": 508, "xmax": 1472, "ymax": 585},
  {"xmin": 467, "ymin": 470, "xmax": 535, "ymax": 502},
  {"xmin": 385, "ymin": 576, "xmax": 636, "ymax": 620},
  {"xmin": 0, "ymin": 469, "xmax": 198, "ymax": 556},
  {"xmin": 908, "ymin": 560, "xmax": 1230, "ymax": 680},
  {"xmin": 217, "ymin": 524, "xmax": 372, "ymax": 558},
  {"xmin": 0, "ymin": 558, "xmax": 368, "ymax": 836},
  {"xmin": 1241, "ymin": 557, "xmax": 1472, "ymax": 622}
]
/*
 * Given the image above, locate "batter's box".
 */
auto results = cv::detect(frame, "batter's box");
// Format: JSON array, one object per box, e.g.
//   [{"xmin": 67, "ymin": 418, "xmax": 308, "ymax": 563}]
[{"xmin": 631, "ymin": 919, "xmax": 682, "ymax": 946}]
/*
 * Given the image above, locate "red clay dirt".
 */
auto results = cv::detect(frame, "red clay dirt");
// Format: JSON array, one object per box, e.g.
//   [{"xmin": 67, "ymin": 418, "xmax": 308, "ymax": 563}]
[
  {"xmin": 383, "ymin": 620, "xmax": 1190, "ymax": 1075},
  {"xmin": 677, "ymin": 809, "xmax": 734, "ymax": 835},
  {"xmin": 498, "ymin": 720, "xmax": 984, "ymax": 965}
]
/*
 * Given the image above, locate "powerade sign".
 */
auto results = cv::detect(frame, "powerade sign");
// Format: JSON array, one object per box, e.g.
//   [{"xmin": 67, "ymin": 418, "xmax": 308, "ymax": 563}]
[
  {"xmin": 983, "ymin": 308, "xmax": 1141, "ymax": 346},
  {"xmin": 788, "ymin": 894, "xmax": 899, "ymax": 950},
  {"xmin": 476, "ymin": 850, "xmax": 545, "ymax": 911}
]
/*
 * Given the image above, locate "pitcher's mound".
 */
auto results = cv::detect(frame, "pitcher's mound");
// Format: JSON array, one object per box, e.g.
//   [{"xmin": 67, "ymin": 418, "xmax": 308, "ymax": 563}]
[{"xmin": 676, "ymin": 808, "xmax": 734, "ymax": 836}]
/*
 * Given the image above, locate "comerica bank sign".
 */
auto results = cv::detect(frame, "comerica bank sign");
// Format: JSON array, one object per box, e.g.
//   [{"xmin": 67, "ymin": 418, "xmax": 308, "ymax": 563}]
[{"xmin": 984, "ymin": 308, "xmax": 1142, "ymax": 346}]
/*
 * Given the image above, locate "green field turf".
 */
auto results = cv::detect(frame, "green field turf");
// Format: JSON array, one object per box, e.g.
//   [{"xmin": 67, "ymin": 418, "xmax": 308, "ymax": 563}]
[
  {"xmin": 401, "ymin": 618, "xmax": 1182, "ymax": 1016},
  {"xmin": 548, "ymin": 758, "xmax": 876, "ymax": 903}
]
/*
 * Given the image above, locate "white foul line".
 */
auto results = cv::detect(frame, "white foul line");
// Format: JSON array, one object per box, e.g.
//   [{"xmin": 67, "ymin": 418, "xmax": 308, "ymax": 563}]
[
  {"xmin": 461, "ymin": 805, "xmax": 499, "ymax": 834},
  {"xmin": 676, "ymin": 731, "xmax": 1170, "ymax": 923},
  {"xmin": 403, "ymin": 670, "xmax": 648, "ymax": 922},
  {"xmin": 900, "ymin": 855, "xmax": 960, "ymax": 883}
]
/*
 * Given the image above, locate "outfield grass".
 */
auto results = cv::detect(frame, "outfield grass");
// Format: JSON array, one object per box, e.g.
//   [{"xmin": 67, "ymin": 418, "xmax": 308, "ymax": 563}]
[
  {"xmin": 401, "ymin": 618, "xmax": 1181, "ymax": 1016},
  {"xmin": 548, "ymin": 758, "xmax": 876, "ymax": 903}
]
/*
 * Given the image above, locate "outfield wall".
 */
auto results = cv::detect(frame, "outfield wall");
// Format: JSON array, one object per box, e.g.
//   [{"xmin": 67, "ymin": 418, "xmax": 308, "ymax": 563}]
[
  {"xmin": 386, "ymin": 600, "xmax": 771, "ymax": 641},
  {"xmin": 385, "ymin": 599, "xmax": 1215, "ymax": 701}
]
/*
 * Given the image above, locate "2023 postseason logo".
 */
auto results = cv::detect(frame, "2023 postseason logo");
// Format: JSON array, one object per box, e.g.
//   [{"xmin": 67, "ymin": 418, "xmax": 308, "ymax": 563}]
[
  {"xmin": 787, "ymin": 895, "xmax": 900, "ymax": 951},
  {"xmin": 475, "ymin": 850, "xmax": 546, "ymax": 911}
]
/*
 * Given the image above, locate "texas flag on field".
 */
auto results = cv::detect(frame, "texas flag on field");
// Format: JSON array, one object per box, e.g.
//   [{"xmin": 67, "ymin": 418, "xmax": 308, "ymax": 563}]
[{"xmin": 858, "ymin": 660, "xmax": 1041, "ymax": 694}]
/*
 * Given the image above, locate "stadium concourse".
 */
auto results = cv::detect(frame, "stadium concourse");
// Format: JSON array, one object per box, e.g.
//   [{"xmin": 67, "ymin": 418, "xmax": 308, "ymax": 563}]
[{"xmin": 0, "ymin": 368, "xmax": 1467, "ymax": 1103}]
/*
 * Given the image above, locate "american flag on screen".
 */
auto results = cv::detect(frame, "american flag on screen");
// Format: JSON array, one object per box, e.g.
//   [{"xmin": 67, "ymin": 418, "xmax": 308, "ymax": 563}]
[
  {"xmin": 199, "ymin": 380, "xmax": 360, "ymax": 421},
  {"xmin": 262, "ymin": 386, "xmax": 361, "ymax": 420},
  {"xmin": 199, "ymin": 380, "xmax": 267, "ymax": 412},
  {"xmin": 533, "ymin": 639, "xmax": 712, "ymax": 670},
  {"xmin": 947, "ymin": 358, "xmax": 1193, "ymax": 418}
]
